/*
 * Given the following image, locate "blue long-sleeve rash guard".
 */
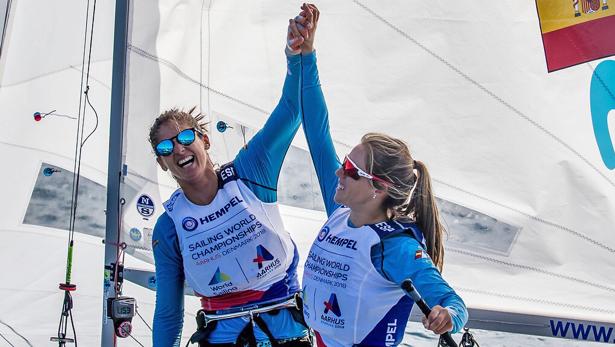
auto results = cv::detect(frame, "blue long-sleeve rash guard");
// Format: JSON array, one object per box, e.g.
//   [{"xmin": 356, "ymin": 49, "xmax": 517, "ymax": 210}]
[
  {"xmin": 299, "ymin": 51, "xmax": 468, "ymax": 334},
  {"xmin": 152, "ymin": 53, "xmax": 307, "ymax": 346}
]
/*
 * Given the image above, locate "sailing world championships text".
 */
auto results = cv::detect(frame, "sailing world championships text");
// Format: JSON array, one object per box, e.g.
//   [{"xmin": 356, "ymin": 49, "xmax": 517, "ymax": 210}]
[{"xmin": 189, "ymin": 214, "xmax": 263, "ymax": 260}]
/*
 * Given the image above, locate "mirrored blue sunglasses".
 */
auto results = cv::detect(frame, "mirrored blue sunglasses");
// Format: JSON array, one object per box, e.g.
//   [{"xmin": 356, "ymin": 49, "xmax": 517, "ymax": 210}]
[{"xmin": 155, "ymin": 128, "xmax": 203, "ymax": 156}]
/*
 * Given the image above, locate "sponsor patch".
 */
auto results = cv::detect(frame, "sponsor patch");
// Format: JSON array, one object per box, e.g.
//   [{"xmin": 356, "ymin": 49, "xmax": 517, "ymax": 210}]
[
  {"xmin": 136, "ymin": 194, "xmax": 155, "ymax": 217},
  {"xmin": 317, "ymin": 227, "xmax": 330, "ymax": 242},
  {"xmin": 182, "ymin": 217, "xmax": 198, "ymax": 231},
  {"xmin": 129, "ymin": 227, "xmax": 142, "ymax": 241}
]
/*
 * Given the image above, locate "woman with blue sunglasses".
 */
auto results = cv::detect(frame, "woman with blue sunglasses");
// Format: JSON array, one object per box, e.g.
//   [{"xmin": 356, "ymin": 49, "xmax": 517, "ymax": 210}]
[
  {"xmin": 294, "ymin": 5, "xmax": 467, "ymax": 346},
  {"xmin": 147, "ymin": 13, "xmax": 316, "ymax": 347}
]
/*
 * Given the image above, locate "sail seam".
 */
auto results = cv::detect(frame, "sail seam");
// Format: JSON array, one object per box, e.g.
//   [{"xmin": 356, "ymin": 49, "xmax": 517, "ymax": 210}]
[
  {"xmin": 435, "ymin": 179, "xmax": 615, "ymax": 254},
  {"xmin": 128, "ymin": 44, "xmax": 270, "ymax": 115},
  {"xmin": 0, "ymin": 320, "xmax": 33, "ymax": 347},
  {"xmin": 127, "ymin": 44, "xmax": 354, "ymax": 151},
  {"xmin": 449, "ymin": 247, "xmax": 615, "ymax": 294},
  {"xmin": 0, "ymin": 59, "xmax": 111, "ymax": 88},
  {"xmin": 457, "ymin": 287, "xmax": 615, "ymax": 315},
  {"xmin": 352, "ymin": 0, "xmax": 615, "ymax": 189}
]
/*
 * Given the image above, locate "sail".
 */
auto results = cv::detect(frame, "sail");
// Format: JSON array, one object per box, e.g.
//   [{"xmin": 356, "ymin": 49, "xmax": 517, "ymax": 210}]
[{"xmin": 0, "ymin": 0, "xmax": 613, "ymax": 346}]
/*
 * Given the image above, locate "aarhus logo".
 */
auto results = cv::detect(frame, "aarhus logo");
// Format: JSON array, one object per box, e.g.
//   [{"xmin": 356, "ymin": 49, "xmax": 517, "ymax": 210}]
[
  {"xmin": 208, "ymin": 267, "xmax": 231, "ymax": 285},
  {"xmin": 129, "ymin": 227, "xmax": 142, "ymax": 241},
  {"xmin": 253, "ymin": 245, "xmax": 275, "ymax": 269},
  {"xmin": 317, "ymin": 227, "xmax": 330, "ymax": 242},
  {"xmin": 182, "ymin": 217, "xmax": 198, "ymax": 231},
  {"xmin": 323, "ymin": 293, "xmax": 341, "ymax": 317}
]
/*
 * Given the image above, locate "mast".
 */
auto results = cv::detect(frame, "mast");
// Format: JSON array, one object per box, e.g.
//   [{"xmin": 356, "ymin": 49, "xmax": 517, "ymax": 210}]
[{"xmin": 102, "ymin": 0, "xmax": 130, "ymax": 345}]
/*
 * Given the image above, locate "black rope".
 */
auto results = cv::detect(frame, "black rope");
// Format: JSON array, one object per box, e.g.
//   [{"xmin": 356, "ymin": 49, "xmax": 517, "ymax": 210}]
[
  {"xmin": 69, "ymin": 0, "xmax": 91, "ymax": 237},
  {"xmin": 56, "ymin": 291, "xmax": 78, "ymax": 347},
  {"xmin": 135, "ymin": 307, "xmax": 153, "ymax": 332},
  {"xmin": 70, "ymin": 0, "xmax": 98, "ymax": 242},
  {"xmin": 126, "ymin": 331, "xmax": 146, "ymax": 347},
  {"xmin": 82, "ymin": 88, "xmax": 100, "ymax": 146},
  {"xmin": 56, "ymin": 0, "xmax": 98, "ymax": 345}
]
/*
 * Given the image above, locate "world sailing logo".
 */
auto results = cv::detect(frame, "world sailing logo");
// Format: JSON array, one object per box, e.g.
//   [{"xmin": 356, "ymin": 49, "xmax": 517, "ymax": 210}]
[
  {"xmin": 253, "ymin": 245, "xmax": 275, "ymax": 269},
  {"xmin": 590, "ymin": 60, "xmax": 615, "ymax": 170},
  {"xmin": 208, "ymin": 267, "xmax": 231, "ymax": 285}
]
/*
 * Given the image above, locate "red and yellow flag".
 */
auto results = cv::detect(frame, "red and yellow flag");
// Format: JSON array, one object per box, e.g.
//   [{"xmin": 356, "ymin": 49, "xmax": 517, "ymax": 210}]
[{"xmin": 536, "ymin": 0, "xmax": 615, "ymax": 71}]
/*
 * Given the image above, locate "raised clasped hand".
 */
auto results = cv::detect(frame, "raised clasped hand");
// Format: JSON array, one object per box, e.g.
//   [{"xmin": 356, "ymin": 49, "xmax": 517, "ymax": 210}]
[{"xmin": 287, "ymin": 3, "xmax": 320, "ymax": 54}]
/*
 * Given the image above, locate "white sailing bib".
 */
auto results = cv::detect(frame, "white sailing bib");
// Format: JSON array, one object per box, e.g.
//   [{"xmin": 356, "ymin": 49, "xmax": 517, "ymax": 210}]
[
  {"xmin": 164, "ymin": 164, "xmax": 296, "ymax": 306},
  {"xmin": 302, "ymin": 207, "xmax": 423, "ymax": 347}
]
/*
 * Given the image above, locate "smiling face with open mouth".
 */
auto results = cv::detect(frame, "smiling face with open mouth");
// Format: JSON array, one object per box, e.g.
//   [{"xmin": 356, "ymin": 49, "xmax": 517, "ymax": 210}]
[
  {"xmin": 155, "ymin": 121, "xmax": 211, "ymax": 187},
  {"xmin": 334, "ymin": 144, "xmax": 380, "ymax": 209}
]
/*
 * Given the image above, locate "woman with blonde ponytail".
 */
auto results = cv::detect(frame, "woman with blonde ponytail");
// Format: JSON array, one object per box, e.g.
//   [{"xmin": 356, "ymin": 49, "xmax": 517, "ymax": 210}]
[{"xmin": 295, "ymin": 5, "xmax": 467, "ymax": 347}]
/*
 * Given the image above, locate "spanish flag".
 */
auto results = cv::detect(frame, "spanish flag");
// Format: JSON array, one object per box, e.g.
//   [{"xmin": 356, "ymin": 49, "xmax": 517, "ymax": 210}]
[{"xmin": 536, "ymin": 0, "xmax": 615, "ymax": 72}]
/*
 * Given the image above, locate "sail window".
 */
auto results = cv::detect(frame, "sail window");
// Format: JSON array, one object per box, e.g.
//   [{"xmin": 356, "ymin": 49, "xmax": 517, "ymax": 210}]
[
  {"xmin": 438, "ymin": 198, "xmax": 520, "ymax": 256},
  {"xmin": 23, "ymin": 163, "xmax": 107, "ymax": 236},
  {"xmin": 278, "ymin": 145, "xmax": 326, "ymax": 212}
]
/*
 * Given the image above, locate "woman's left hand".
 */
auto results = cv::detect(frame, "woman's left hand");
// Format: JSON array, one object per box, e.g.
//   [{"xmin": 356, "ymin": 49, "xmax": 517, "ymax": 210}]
[{"xmin": 422, "ymin": 305, "xmax": 453, "ymax": 335}]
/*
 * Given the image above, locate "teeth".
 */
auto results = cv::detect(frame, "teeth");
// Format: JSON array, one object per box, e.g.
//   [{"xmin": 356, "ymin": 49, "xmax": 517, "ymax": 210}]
[
  {"xmin": 178, "ymin": 156, "xmax": 194, "ymax": 166},
  {"xmin": 337, "ymin": 184, "xmax": 344, "ymax": 190}
]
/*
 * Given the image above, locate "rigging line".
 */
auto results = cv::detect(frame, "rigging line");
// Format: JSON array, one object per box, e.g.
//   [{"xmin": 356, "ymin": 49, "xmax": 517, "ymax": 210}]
[
  {"xmin": 200, "ymin": 0, "xmax": 204, "ymax": 113},
  {"xmin": 114, "ymin": 201, "xmax": 126, "ymax": 296},
  {"xmin": 0, "ymin": 333, "xmax": 15, "ymax": 347},
  {"xmin": 207, "ymin": 0, "xmax": 213, "ymax": 118},
  {"xmin": 135, "ymin": 307, "xmax": 153, "ymax": 332},
  {"xmin": 457, "ymin": 287, "xmax": 615, "ymax": 315},
  {"xmin": 82, "ymin": 89, "xmax": 100, "ymax": 146},
  {"xmin": 70, "ymin": 0, "xmax": 98, "ymax": 242},
  {"xmin": 448, "ymin": 247, "xmax": 615, "ymax": 294},
  {"xmin": 46, "ymin": 112, "xmax": 78, "ymax": 120},
  {"xmin": 69, "ymin": 0, "xmax": 92, "ymax": 236},
  {"xmin": 0, "ymin": 0, "xmax": 12, "ymax": 60},
  {"xmin": 126, "ymin": 332, "xmax": 145, "ymax": 347},
  {"xmin": 436, "ymin": 178, "xmax": 615, "ymax": 254},
  {"xmin": 352, "ymin": 0, "xmax": 615, "ymax": 190},
  {"xmin": 69, "ymin": 309, "xmax": 77, "ymax": 347}
]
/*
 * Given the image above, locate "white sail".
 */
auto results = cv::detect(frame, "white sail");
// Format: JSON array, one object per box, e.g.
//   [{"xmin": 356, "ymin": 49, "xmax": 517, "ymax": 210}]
[{"xmin": 0, "ymin": 0, "xmax": 613, "ymax": 346}]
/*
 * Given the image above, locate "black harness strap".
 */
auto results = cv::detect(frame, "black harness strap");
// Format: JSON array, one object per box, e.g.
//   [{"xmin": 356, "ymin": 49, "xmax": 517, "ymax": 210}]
[{"xmin": 252, "ymin": 315, "xmax": 279, "ymax": 347}]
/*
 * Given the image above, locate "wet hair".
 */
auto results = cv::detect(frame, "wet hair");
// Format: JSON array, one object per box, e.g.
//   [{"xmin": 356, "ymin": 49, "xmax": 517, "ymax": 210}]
[
  {"xmin": 148, "ymin": 106, "xmax": 208, "ymax": 154},
  {"xmin": 361, "ymin": 132, "xmax": 446, "ymax": 271}
]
